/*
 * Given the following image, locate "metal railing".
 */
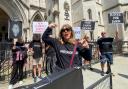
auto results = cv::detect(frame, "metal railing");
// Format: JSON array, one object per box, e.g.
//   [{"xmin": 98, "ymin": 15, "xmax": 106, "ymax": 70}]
[
  {"xmin": 86, "ymin": 73, "xmax": 112, "ymax": 89},
  {"xmin": 113, "ymin": 41, "xmax": 128, "ymax": 54},
  {"xmin": 0, "ymin": 50, "xmax": 12, "ymax": 82}
]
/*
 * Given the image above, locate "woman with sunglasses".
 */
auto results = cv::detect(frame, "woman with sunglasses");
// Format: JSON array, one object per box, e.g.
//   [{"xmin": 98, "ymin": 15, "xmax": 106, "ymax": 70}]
[{"xmin": 42, "ymin": 23, "xmax": 87, "ymax": 72}]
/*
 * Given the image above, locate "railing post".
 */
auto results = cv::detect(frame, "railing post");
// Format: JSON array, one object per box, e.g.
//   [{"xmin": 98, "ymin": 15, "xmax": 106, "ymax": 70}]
[{"xmin": 108, "ymin": 62, "xmax": 113, "ymax": 89}]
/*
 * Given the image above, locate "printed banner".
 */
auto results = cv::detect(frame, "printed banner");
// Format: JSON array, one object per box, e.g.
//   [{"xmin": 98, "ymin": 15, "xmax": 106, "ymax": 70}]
[
  {"xmin": 81, "ymin": 21, "xmax": 95, "ymax": 30},
  {"xmin": 8, "ymin": 20, "xmax": 22, "ymax": 38},
  {"xmin": 108, "ymin": 12, "xmax": 124, "ymax": 24}
]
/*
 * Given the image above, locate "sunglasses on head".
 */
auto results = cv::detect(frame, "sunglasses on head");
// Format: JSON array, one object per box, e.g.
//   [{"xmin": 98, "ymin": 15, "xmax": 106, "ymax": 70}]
[{"xmin": 61, "ymin": 28, "xmax": 71, "ymax": 32}]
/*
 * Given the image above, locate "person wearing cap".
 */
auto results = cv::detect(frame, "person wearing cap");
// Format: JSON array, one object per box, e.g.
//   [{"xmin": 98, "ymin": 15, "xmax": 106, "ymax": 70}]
[{"xmin": 95, "ymin": 32, "xmax": 113, "ymax": 76}]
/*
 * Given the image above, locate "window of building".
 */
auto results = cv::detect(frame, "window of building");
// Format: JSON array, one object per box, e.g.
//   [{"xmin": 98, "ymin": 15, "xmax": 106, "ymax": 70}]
[
  {"xmin": 88, "ymin": 9, "xmax": 92, "ymax": 20},
  {"xmin": 33, "ymin": 14, "xmax": 42, "ymax": 21}
]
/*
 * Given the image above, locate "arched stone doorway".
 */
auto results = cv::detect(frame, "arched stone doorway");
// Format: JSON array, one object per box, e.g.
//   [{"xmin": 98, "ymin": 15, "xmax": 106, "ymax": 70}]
[
  {"xmin": 0, "ymin": 0, "xmax": 25, "ymax": 50},
  {"xmin": 0, "ymin": 8, "xmax": 10, "ymax": 42},
  {"xmin": 0, "ymin": 0, "xmax": 27, "ymax": 43}
]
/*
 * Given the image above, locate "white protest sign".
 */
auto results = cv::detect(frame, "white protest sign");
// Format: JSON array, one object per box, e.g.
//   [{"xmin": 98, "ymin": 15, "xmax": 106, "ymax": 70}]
[
  {"xmin": 32, "ymin": 22, "xmax": 48, "ymax": 34},
  {"xmin": 73, "ymin": 27, "xmax": 81, "ymax": 39}
]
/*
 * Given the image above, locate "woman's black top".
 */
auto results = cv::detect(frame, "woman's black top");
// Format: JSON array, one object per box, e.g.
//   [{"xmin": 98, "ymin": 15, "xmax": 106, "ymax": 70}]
[{"xmin": 42, "ymin": 27, "xmax": 87, "ymax": 69}]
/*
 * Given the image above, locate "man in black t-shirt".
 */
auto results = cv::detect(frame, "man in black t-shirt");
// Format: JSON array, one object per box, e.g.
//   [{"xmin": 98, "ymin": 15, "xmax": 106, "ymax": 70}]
[{"xmin": 96, "ymin": 32, "xmax": 113, "ymax": 76}]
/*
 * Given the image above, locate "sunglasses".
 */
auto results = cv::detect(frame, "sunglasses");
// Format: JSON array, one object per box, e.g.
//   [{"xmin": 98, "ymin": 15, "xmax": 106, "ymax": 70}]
[
  {"xmin": 101, "ymin": 32, "xmax": 106, "ymax": 35},
  {"xmin": 61, "ymin": 28, "xmax": 71, "ymax": 32}
]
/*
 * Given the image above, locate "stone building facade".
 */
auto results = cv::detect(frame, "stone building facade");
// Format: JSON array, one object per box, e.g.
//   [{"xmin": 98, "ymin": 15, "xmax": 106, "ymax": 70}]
[
  {"xmin": 45, "ymin": 0, "xmax": 72, "ymax": 38},
  {"xmin": 71, "ymin": 0, "xmax": 104, "ymax": 40},
  {"xmin": 0, "ymin": 0, "xmax": 73, "ymax": 42},
  {"xmin": 103, "ymin": 0, "xmax": 128, "ymax": 41},
  {"xmin": 71, "ymin": 0, "xmax": 128, "ymax": 41}
]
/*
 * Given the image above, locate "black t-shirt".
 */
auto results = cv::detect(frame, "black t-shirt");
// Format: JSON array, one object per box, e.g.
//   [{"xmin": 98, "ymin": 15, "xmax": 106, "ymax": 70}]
[
  {"xmin": 29, "ymin": 40, "xmax": 42, "ymax": 58},
  {"xmin": 97, "ymin": 37, "xmax": 113, "ymax": 53}
]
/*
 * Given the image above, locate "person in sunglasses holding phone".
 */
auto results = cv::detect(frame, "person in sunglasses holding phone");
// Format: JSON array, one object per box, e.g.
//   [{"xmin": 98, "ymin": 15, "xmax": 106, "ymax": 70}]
[{"xmin": 42, "ymin": 23, "xmax": 89, "ymax": 72}]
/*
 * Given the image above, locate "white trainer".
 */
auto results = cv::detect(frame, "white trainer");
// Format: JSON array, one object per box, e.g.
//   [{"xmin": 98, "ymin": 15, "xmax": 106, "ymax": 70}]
[
  {"xmin": 37, "ymin": 77, "xmax": 42, "ymax": 82},
  {"xmin": 8, "ymin": 85, "xmax": 13, "ymax": 89},
  {"xmin": 19, "ymin": 81, "xmax": 23, "ymax": 85}
]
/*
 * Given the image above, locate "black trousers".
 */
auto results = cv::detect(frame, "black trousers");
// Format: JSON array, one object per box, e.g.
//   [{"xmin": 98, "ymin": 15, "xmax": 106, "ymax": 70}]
[
  {"xmin": 46, "ymin": 55, "xmax": 57, "ymax": 75},
  {"xmin": 9, "ymin": 60, "xmax": 24, "ymax": 85}
]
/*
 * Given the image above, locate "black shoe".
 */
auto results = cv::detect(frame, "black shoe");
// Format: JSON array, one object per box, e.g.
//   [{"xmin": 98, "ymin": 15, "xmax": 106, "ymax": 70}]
[
  {"xmin": 101, "ymin": 71, "xmax": 104, "ymax": 76},
  {"xmin": 89, "ymin": 67, "xmax": 93, "ymax": 71},
  {"xmin": 33, "ymin": 77, "xmax": 37, "ymax": 83},
  {"xmin": 106, "ymin": 71, "xmax": 110, "ymax": 74}
]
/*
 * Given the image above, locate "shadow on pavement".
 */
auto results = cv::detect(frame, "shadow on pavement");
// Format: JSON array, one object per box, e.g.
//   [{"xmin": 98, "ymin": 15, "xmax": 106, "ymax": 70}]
[
  {"xmin": 87, "ymin": 68, "xmax": 101, "ymax": 74},
  {"xmin": 120, "ymin": 53, "xmax": 128, "ymax": 57},
  {"xmin": 118, "ymin": 73, "xmax": 128, "ymax": 79}
]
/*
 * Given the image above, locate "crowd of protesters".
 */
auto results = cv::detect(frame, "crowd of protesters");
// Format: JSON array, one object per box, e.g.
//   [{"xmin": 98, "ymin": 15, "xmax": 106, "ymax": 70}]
[{"xmin": 7, "ymin": 23, "xmax": 114, "ymax": 89}]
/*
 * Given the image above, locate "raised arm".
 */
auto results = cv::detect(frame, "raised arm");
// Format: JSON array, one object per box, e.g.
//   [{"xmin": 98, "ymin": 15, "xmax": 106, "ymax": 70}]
[{"xmin": 42, "ymin": 23, "xmax": 57, "ymax": 47}]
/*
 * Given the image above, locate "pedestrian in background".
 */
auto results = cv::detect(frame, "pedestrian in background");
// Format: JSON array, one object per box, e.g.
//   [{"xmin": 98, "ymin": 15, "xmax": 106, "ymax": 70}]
[
  {"xmin": 45, "ymin": 44, "xmax": 57, "ymax": 75},
  {"xmin": 95, "ymin": 32, "xmax": 113, "ymax": 76},
  {"xmin": 29, "ymin": 34, "xmax": 43, "ymax": 83},
  {"xmin": 42, "ymin": 23, "xmax": 92, "ymax": 72},
  {"xmin": 8, "ymin": 38, "xmax": 27, "ymax": 89},
  {"xmin": 79, "ymin": 35, "xmax": 93, "ymax": 70}
]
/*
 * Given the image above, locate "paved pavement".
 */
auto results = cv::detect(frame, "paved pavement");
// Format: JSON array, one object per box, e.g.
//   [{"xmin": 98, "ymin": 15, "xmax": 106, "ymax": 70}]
[
  {"xmin": 83, "ymin": 55, "xmax": 128, "ymax": 89},
  {"xmin": 0, "ymin": 55, "xmax": 128, "ymax": 89},
  {"xmin": 111, "ymin": 55, "xmax": 128, "ymax": 89}
]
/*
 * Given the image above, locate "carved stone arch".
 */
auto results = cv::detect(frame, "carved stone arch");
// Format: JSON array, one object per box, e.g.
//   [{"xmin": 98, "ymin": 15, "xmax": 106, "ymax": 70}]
[
  {"xmin": 0, "ymin": 0, "xmax": 25, "ymax": 22},
  {"xmin": 31, "ymin": 11, "xmax": 44, "ymax": 22}
]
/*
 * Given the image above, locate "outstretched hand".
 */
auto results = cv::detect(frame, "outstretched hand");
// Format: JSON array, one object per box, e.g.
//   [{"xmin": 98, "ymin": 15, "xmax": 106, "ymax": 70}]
[
  {"xmin": 78, "ymin": 39, "xmax": 89, "ymax": 48},
  {"xmin": 68, "ymin": 38, "xmax": 77, "ymax": 45}
]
